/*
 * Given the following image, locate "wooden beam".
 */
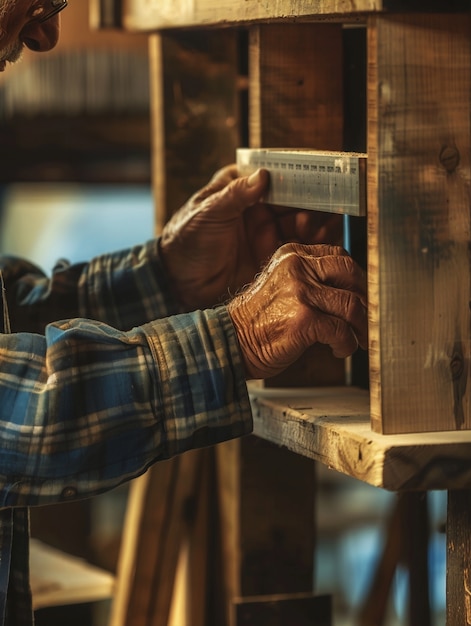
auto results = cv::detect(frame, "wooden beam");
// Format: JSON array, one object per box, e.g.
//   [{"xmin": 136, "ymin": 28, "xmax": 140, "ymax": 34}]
[
  {"xmin": 249, "ymin": 23, "xmax": 343, "ymax": 151},
  {"xmin": 447, "ymin": 490, "xmax": 471, "ymax": 626},
  {"xmin": 120, "ymin": 1, "xmax": 469, "ymax": 32},
  {"xmin": 216, "ymin": 437, "xmax": 316, "ymax": 626},
  {"xmin": 149, "ymin": 30, "xmax": 239, "ymax": 233},
  {"xmin": 109, "ymin": 451, "xmax": 205, "ymax": 626},
  {"xmin": 367, "ymin": 13, "xmax": 471, "ymax": 433},
  {"xmin": 249, "ymin": 23, "xmax": 346, "ymax": 389}
]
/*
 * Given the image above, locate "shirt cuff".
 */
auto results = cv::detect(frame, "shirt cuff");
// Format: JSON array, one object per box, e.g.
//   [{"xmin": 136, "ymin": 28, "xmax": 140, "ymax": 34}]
[{"xmin": 142, "ymin": 306, "xmax": 253, "ymax": 457}]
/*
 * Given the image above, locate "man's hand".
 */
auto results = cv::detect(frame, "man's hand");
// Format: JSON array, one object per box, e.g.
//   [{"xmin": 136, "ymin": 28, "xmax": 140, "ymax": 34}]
[
  {"xmin": 227, "ymin": 243, "xmax": 368, "ymax": 380},
  {"xmin": 159, "ymin": 165, "xmax": 342, "ymax": 311}
]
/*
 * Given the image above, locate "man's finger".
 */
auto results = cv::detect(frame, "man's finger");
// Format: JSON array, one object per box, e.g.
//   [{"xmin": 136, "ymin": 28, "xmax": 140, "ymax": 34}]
[{"xmin": 203, "ymin": 168, "xmax": 270, "ymax": 217}]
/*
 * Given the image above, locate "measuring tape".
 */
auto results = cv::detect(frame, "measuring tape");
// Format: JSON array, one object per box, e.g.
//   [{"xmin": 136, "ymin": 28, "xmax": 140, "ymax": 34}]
[{"xmin": 237, "ymin": 148, "xmax": 367, "ymax": 216}]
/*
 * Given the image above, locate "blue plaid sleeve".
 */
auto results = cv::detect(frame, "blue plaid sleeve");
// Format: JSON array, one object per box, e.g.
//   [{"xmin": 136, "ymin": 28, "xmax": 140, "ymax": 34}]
[
  {"xmin": 0, "ymin": 238, "xmax": 179, "ymax": 334},
  {"xmin": 79, "ymin": 239, "xmax": 181, "ymax": 329},
  {"xmin": 0, "ymin": 306, "xmax": 252, "ymax": 507}
]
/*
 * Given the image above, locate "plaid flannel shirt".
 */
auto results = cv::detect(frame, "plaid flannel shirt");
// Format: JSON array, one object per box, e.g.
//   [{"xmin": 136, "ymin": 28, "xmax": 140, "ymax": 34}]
[{"xmin": 0, "ymin": 239, "xmax": 252, "ymax": 625}]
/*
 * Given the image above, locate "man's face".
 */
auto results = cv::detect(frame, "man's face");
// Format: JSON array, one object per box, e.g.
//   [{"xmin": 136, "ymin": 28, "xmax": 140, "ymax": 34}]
[{"xmin": 0, "ymin": 0, "xmax": 60, "ymax": 71}]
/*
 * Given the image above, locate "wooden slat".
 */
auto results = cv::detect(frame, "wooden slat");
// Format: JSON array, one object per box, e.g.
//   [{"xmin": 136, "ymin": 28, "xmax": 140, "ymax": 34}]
[
  {"xmin": 249, "ymin": 24, "xmax": 343, "ymax": 152},
  {"xmin": 122, "ymin": 0, "xmax": 376, "ymax": 31},
  {"xmin": 249, "ymin": 383, "xmax": 471, "ymax": 491},
  {"xmin": 109, "ymin": 451, "xmax": 204, "ymax": 626},
  {"xmin": 249, "ymin": 23, "xmax": 346, "ymax": 389},
  {"xmin": 446, "ymin": 489, "xmax": 471, "ymax": 626},
  {"xmin": 30, "ymin": 539, "xmax": 114, "ymax": 610},
  {"xmin": 211, "ymin": 28, "xmax": 345, "ymax": 626},
  {"xmin": 149, "ymin": 30, "xmax": 239, "ymax": 233},
  {"xmin": 358, "ymin": 492, "xmax": 431, "ymax": 626},
  {"xmin": 120, "ymin": 0, "xmax": 469, "ymax": 32},
  {"xmin": 367, "ymin": 13, "xmax": 471, "ymax": 434},
  {"xmin": 216, "ymin": 437, "xmax": 316, "ymax": 626},
  {"xmin": 187, "ymin": 449, "xmax": 212, "ymax": 626}
]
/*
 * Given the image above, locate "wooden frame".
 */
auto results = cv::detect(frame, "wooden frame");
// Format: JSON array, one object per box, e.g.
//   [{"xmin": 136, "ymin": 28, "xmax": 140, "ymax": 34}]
[{"xmin": 104, "ymin": 3, "xmax": 471, "ymax": 624}]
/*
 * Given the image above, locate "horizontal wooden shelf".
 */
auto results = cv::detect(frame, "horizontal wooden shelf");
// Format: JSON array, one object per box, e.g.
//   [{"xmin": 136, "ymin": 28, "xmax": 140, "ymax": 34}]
[
  {"xmin": 249, "ymin": 382, "xmax": 471, "ymax": 492},
  {"xmin": 121, "ymin": 0, "xmax": 470, "ymax": 31}
]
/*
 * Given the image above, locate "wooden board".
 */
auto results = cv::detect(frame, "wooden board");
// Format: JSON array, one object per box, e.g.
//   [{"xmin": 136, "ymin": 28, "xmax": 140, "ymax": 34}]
[
  {"xmin": 109, "ymin": 451, "xmax": 207, "ymax": 626},
  {"xmin": 446, "ymin": 489, "xmax": 471, "ymax": 625},
  {"xmin": 249, "ymin": 383, "xmax": 471, "ymax": 491},
  {"xmin": 367, "ymin": 14, "xmax": 471, "ymax": 434},
  {"xmin": 119, "ymin": 1, "xmax": 469, "ymax": 32},
  {"xmin": 216, "ymin": 436, "xmax": 316, "ymax": 626},
  {"xmin": 249, "ymin": 24, "xmax": 343, "ymax": 152},
  {"xmin": 122, "ymin": 0, "xmax": 375, "ymax": 31},
  {"xmin": 30, "ymin": 539, "xmax": 114, "ymax": 610},
  {"xmin": 149, "ymin": 30, "xmax": 239, "ymax": 232},
  {"xmin": 249, "ymin": 23, "xmax": 347, "ymax": 389}
]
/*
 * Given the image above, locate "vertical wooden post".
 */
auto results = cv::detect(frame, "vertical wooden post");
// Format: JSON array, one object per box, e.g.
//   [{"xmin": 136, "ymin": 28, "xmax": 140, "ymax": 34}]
[
  {"xmin": 447, "ymin": 490, "xmax": 471, "ymax": 626},
  {"xmin": 149, "ymin": 30, "xmax": 239, "ymax": 233},
  {"xmin": 249, "ymin": 22, "xmax": 346, "ymax": 388},
  {"xmin": 215, "ymin": 22, "xmax": 348, "ymax": 626},
  {"xmin": 216, "ymin": 437, "xmax": 317, "ymax": 626},
  {"xmin": 109, "ymin": 451, "xmax": 206, "ymax": 626},
  {"xmin": 367, "ymin": 14, "xmax": 471, "ymax": 434}
]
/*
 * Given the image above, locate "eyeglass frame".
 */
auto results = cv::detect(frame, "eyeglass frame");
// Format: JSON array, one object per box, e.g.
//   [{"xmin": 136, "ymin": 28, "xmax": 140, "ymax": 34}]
[{"xmin": 35, "ymin": 0, "xmax": 68, "ymax": 23}]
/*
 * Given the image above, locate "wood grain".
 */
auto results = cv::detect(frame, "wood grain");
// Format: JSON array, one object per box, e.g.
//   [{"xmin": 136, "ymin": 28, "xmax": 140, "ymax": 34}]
[
  {"xmin": 249, "ymin": 383, "xmax": 471, "ymax": 491},
  {"xmin": 216, "ymin": 437, "xmax": 316, "ymax": 626},
  {"xmin": 121, "ymin": 0, "xmax": 468, "ymax": 32},
  {"xmin": 367, "ymin": 14, "xmax": 471, "ymax": 433},
  {"xmin": 149, "ymin": 30, "xmax": 239, "ymax": 232},
  {"xmin": 122, "ymin": 0, "xmax": 376, "ymax": 31},
  {"xmin": 249, "ymin": 24, "xmax": 343, "ymax": 152},
  {"xmin": 447, "ymin": 489, "xmax": 471, "ymax": 626},
  {"xmin": 249, "ymin": 23, "xmax": 347, "ymax": 389},
  {"xmin": 109, "ymin": 451, "xmax": 206, "ymax": 626}
]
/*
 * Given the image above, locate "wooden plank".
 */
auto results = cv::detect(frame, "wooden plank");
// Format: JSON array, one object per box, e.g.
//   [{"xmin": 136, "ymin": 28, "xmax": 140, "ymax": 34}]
[
  {"xmin": 249, "ymin": 383, "xmax": 471, "ymax": 491},
  {"xmin": 249, "ymin": 23, "xmax": 346, "ymax": 389},
  {"xmin": 109, "ymin": 452, "xmax": 204, "ymax": 626},
  {"xmin": 149, "ymin": 30, "xmax": 239, "ymax": 233},
  {"xmin": 446, "ymin": 489, "xmax": 471, "ymax": 626},
  {"xmin": 216, "ymin": 437, "xmax": 316, "ymax": 626},
  {"xmin": 120, "ymin": 1, "xmax": 468, "ymax": 32},
  {"xmin": 30, "ymin": 539, "xmax": 114, "ymax": 610},
  {"xmin": 108, "ymin": 462, "xmax": 173, "ymax": 626},
  {"xmin": 367, "ymin": 14, "xmax": 471, "ymax": 434},
  {"xmin": 234, "ymin": 593, "xmax": 332, "ymax": 626},
  {"xmin": 357, "ymin": 496, "xmax": 403, "ymax": 625},
  {"xmin": 358, "ymin": 493, "xmax": 431, "ymax": 626},
  {"xmin": 122, "ymin": 1, "xmax": 376, "ymax": 31},
  {"xmin": 249, "ymin": 24, "xmax": 343, "ymax": 152},
  {"xmin": 187, "ymin": 448, "xmax": 212, "ymax": 626}
]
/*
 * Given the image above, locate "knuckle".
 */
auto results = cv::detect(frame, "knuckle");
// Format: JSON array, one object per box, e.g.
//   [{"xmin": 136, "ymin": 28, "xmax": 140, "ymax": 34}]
[{"xmin": 344, "ymin": 291, "xmax": 365, "ymax": 322}]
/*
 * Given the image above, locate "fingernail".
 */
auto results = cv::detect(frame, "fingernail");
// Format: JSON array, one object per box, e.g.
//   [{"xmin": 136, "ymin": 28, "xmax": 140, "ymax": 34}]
[{"xmin": 247, "ymin": 169, "xmax": 261, "ymax": 187}]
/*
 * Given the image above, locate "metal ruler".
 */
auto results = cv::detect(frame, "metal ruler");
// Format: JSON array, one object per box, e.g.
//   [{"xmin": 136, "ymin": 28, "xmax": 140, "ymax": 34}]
[{"xmin": 237, "ymin": 148, "xmax": 367, "ymax": 216}]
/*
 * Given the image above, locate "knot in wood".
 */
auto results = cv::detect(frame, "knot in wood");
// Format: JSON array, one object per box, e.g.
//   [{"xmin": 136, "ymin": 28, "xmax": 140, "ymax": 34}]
[
  {"xmin": 439, "ymin": 145, "xmax": 460, "ymax": 173},
  {"xmin": 450, "ymin": 353, "xmax": 464, "ymax": 380}
]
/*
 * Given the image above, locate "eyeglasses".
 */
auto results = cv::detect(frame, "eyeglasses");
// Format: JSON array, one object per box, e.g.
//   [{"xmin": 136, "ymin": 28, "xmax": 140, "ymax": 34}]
[{"xmin": 34, "ymin": 0, "xmax": 68, "ymax": 23}]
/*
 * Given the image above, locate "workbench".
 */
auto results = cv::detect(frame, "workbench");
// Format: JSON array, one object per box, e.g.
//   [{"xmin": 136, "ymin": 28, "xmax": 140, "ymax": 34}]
[{"xmin": 107, "ymin": 2, "xmax": 471, "ymax": 624}]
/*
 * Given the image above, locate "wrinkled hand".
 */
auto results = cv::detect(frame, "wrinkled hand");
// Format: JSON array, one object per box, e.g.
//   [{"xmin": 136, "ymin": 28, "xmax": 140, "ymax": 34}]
[
  {"xmin": 227, "ymin": 243, "xmax": 368, "ymax": 380},
  {"xmin": 159, "ymin": 165, "xmax": 342, "ymax": 311}
]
